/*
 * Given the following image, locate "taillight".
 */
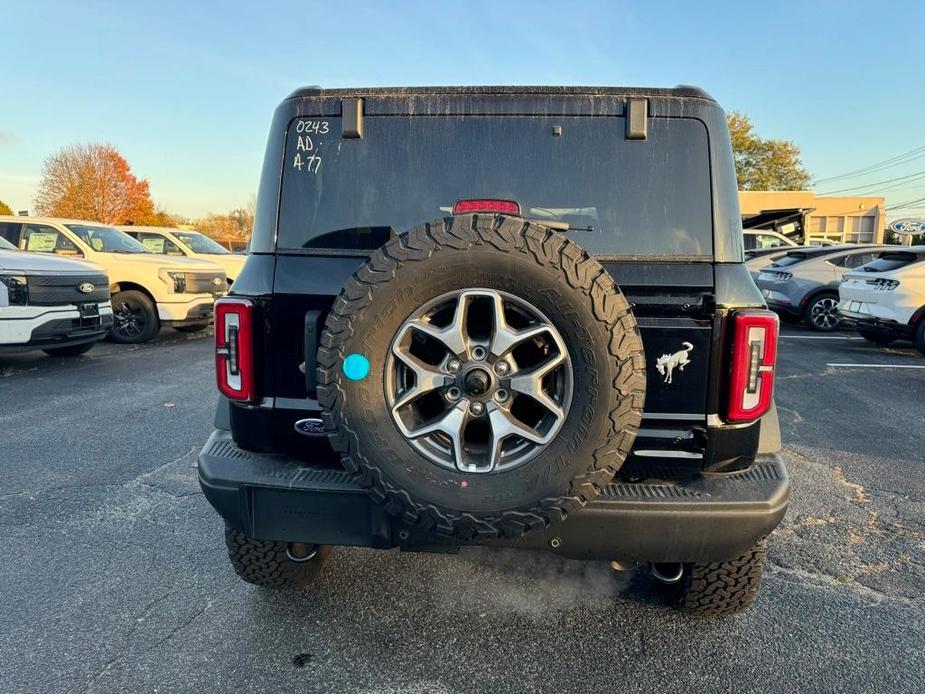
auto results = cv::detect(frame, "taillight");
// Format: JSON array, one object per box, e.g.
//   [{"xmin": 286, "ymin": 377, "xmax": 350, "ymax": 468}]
[
  {"xmin": 452, "ymin": 199, "xmax": 521, "ymax": 215},
  {"xmin": 215, "ymin": 297, "xmax": 255, "ymax": 402},
  {"xmin": 727, "ymin": 310, "xmax": 779, "ymax": 422}
]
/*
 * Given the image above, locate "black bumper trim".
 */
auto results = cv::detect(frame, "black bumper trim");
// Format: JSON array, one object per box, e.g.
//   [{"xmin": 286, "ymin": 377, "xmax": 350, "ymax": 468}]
[
  {"xmin": 198, "ymin": 429, "xmax": 790, "ymax": 563},
  {"xmin": 849, "ymin": 318, "xmax": 913, "ymax": 340}
]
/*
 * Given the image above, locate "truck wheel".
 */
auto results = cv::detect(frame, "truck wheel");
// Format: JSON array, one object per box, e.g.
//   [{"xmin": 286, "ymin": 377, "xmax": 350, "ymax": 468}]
[
  {"xmin": 803, "ymin": 293, "xmax": 840, "ymax": 332},
  {"xmin": 672, "ymin": 539, "xmax": 767, "ymax": 615},
  {"xmin": 914, "ymin": 320, "xmax": 925, "ymax": 357},
  {"xmin": 42, "ymin": 342, "xmax": 96, "ymax": 357},
  {"xmin": 857, "ymin": 328, "xmax": 895, "ymax": 347},
  {"xmin": 110, "ymin": 290, "xmax": 160, "ymax": 344},
  {"xmin": 224, "ymin": 525, "xmax": 331, "ymax": 588},
  {"xmin": 317, "ymin": 214, "xmax": 646, "ymax": 539}
]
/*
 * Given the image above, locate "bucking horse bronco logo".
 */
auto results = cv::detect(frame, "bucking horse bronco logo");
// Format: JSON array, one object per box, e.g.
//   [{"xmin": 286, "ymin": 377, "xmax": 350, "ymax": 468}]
[{"xmin": 655, "ymin": 341, "xmax": 693, "ymax": 384}]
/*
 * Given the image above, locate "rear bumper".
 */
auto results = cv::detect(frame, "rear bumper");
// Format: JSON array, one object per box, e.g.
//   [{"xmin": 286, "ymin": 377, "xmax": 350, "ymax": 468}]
[{"xmin": 198, "ymin": 429, "xmax": 790, "ymax": 563}]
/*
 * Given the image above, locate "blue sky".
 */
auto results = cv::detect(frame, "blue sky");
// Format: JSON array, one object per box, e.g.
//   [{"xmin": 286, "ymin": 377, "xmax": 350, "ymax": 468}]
[{"xmin": 1, "ymin": 0, "xmax": 923, "ymax": 219}]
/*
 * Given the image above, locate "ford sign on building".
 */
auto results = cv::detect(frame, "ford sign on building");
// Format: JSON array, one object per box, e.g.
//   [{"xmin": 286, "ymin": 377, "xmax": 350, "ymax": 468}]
[{"xmin": 889, "ymin": 218, "xmax": 925, "ymax": 236}]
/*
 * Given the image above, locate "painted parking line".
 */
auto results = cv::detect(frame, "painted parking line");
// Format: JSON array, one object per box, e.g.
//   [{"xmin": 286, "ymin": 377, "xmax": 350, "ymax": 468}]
[
  {"xmin": 826, "ymin": 363, "xmax": 925, "ymax": 369},
  {"xmin": 780, "ymin": 335, "xmax": 864, "ymax": 340}
]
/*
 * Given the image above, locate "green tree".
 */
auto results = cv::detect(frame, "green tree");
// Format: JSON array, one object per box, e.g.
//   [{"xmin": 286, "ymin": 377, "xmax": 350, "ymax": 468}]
[
  {"xmin": 727, "ymin": 112, "xmax": 811, "ymax": 191},
  {"xmin": 0, "ymin": 199, "xmax": 12, "ymax": 215}
]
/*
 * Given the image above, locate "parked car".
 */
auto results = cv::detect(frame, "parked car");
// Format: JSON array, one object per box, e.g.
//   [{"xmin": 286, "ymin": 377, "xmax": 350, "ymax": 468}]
[
  {"xmin": 197, "ymin": 85, "xmax": 789, "ymax": 615},
  {"xmin": 756, "ymin": 245, "xmax": 887, "ymax": 331},
  {"xmin": 743, "ymin": 231, "xmax": 839, "ymax": 279},
  {"xmin": 745, "ymin": 247, "xmax": 797, "ymax": 279},
  {"xmin": 118, "ymin": 226, "xmax": 246, "ymax": 285},
  {"xmin": 839, "ymin": 246, "xmax": 925, "ymax": 354},
  {"xmin": 0, "ymin": 217, "xmax": 226, "ymax": 343},
  {"xmin": 0, "ymin": 235, "xmax": 112, "ymax": 356},
  {"xmin": 744, "ymin": 229, "xmax": 798, "ymax": 252}
]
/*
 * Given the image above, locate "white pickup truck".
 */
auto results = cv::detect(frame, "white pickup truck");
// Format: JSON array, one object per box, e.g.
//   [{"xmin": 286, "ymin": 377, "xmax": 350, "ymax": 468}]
[
  {"xmin": 0, "ymin": 216, "xmax": 226, "ymax": 344},
  {"xmin": 119, "ymin": 226, "xmax": 246, "ymax": 285},
  {"xmin": 0, "ymin": 235, "xmax": 113, "ymax": 356}
]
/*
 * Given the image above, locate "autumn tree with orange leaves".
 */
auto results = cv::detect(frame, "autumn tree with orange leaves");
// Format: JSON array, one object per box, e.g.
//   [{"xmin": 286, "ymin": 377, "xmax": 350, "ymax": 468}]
[{"xmin": 34, "ymin": 143, "xmax": 157, "ymax": 225}]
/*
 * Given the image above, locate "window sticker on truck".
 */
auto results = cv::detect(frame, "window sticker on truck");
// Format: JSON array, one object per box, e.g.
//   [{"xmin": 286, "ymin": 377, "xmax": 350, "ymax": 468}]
[{"xmin": 27, "ymin": 232, "xmax": 58, "ymax": 252}]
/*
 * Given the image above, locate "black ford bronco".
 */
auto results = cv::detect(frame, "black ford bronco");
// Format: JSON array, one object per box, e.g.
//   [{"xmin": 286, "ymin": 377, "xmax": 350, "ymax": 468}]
[{"xmin": 198, "ymin": 86, "xmax": 789, "ymax": 615}]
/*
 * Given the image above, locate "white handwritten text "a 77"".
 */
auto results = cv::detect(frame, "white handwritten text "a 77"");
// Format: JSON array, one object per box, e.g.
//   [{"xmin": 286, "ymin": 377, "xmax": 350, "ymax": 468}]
[{"xmin": 293, "ymin": 152, "xmax": 321, "ymax": 173}]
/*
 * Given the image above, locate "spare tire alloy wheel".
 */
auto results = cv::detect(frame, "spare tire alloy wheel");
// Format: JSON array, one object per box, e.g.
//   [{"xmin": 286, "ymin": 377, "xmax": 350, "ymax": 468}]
[
  {"xmin": 317, "ymin": 214, "xmax": 646, "ymax": 539},
  {"xmin": 386, "ymin": 288, "xmax": 572, "ymax": 474}
]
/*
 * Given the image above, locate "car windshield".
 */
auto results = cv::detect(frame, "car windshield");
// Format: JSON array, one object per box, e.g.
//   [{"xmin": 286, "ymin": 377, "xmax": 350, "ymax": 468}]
[
  {"xmin": 65, "ymin": 224, "xmax": 151, "ymax": 253},
  {"xmin": 278, "ymin": 115, "xmax": 713, "ymax": 257},
  {"xmin": 173, "ymin": 230, "xmax": 230, "ymax": 254},
  {"xmin": 0, "ymin": 236, "xmax": 16, "ymax": 250}
]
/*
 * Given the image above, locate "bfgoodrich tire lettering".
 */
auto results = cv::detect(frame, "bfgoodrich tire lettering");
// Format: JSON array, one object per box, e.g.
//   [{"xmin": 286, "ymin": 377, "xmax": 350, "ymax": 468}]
[{"xmin": 317, "ymin": 214, "xmax": 646, "ymax": 539}]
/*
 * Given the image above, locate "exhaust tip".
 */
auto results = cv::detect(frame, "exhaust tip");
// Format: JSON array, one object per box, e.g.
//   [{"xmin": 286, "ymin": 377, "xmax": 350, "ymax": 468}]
[{"xmin": 649, "ymin": 562, "xmax": 685, "ymax": 584}]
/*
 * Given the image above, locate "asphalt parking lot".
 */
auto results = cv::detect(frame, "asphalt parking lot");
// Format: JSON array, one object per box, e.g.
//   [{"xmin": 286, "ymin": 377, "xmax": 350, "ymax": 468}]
[{"xmin": 1, "ymin": 325, "xmax": 923, "ymax": 693}]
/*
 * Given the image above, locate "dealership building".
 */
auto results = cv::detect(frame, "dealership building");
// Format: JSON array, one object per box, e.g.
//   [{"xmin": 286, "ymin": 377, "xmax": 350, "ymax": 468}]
[{"xmin": 739, "ymin": 191, "xmax": 885, "ymax": 244}]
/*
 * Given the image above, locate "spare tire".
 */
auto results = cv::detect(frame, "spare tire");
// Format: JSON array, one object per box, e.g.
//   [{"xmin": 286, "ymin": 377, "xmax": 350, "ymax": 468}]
[{"xmin": 317, "ymin": 214, "xmax": 645, "ymax": 539}]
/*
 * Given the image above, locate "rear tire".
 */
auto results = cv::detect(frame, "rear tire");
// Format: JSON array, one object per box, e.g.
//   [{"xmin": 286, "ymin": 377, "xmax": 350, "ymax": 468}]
[
  {"xmin": 914, "ymin": 320, "xmax": 925, "ymax": 357},
  {"xmin": 110, "ymin": 290, "xmax": 160, "ymax": 344},
  {"xmin": 857, "ymin": 328, "xmax": 895, "ymax": 347},
  {"xmin": 42, "ymin": 342, "xmax": 96, "ymax": 357},
  {"xmin": 224, "ymin": 525, "xmax": 331, "ymax": 589},
  {"xmin": 671, "ymin": 539, "xmax": 767, "ymax": 615},
  {"xmin": 803, "ymin": 293, "xmax": 841, "ymax": 332}
]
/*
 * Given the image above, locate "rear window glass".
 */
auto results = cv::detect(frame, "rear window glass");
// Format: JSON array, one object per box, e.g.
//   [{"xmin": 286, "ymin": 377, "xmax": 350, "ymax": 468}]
[
  {"xmin": 277, "ymin": 116, "xmax": 713, "ymax": 257},
  {"xmin": 861, "ymin": 252, "xmax": 923, "ymax": 272},
  {"xmin": 773, "ymin": 253, "xmax": 809, "ymax": 267}
]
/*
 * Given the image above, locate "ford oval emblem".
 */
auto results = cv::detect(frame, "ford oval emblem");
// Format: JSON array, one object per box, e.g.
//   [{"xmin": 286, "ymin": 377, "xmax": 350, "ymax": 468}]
[
  {"xmin": 78, "ymin": 282, "xmax": 95, "ymax": 293},
  {"xmin": 889, "ymin": 218, "xmax": 925, "ymax": 236},
  {"xmin": 294, "ymin": 418, "xmax": 326, "ymax": 437}
]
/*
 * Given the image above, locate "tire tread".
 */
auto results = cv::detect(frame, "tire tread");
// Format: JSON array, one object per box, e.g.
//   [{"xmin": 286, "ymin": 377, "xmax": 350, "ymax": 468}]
[
  {"xmin": 676, "ymin": 539, "xmax": 767, "ymax": 615},
  {"xmin": 224, "ymin": 525, "xmax": 329, "ymax": 589}
]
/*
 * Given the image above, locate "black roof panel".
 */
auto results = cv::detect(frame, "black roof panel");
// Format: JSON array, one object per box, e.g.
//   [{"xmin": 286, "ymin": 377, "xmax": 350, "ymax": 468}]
[{"xmin": 285, "ymin": 84, "xmax": 715, "ymax": 102}]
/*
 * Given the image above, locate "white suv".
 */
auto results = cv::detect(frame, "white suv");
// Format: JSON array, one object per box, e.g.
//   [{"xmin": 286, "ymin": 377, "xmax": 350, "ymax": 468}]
[
  {"xmin": 0, "ymin": 217, "xmax": 226, "ymax": 344},
  {"xmin": 0, "ymin": 236, "xmax": 113, "ymax": 356},
  {"xmin": 118, "ymin": 226, "xmax": 246, "ymax": 285},
  {"xmin": 839, "ymin": 246, "xmax": 925, "ymax": 354}
]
